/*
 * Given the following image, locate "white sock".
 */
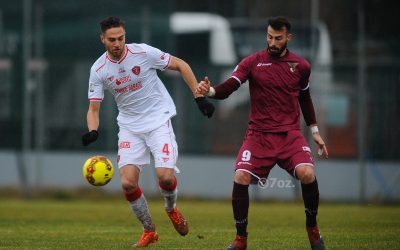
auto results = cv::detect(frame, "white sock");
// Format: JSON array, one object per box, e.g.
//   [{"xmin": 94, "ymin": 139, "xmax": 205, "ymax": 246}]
[
  {"xmin": 128, "ymin": 194, "xmax": 154, "ymax": 231},
  {"xmin": 160, "ymin": 188, "xmax": 177, "ymax": 212}
]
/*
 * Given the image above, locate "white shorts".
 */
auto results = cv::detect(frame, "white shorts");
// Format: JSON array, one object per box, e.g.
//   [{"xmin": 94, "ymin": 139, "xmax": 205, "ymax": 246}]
[{"xmin": 117, "ymin": 120, "xmax": 178, "ymax": 171}]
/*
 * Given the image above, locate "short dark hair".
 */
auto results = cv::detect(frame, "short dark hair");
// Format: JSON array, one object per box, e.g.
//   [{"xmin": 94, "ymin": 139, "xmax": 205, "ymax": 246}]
[
  {"xmin": 267, "ymin": 16, "xmax": 291, "ymax": 32},
  {"xmin": 100, "ymin": 16, "xmax": 125, "ymax": 33}
]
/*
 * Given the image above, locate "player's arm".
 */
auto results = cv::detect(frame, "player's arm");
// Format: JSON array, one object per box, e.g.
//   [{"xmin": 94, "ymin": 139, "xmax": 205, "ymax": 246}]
[
  {"xmin": 298, "ymin": 87, "xmax": 329, "ymax": 158},
  {"xmin": 196, "ymin": 76, "xmax": 240, "ymax": 100},
  {"xmin": 167, "ymin": 56, "xmax": 215, "ymax": 118},
  {"xmin": 87, "ymin": 101, "xmax": 101, "ymax": 131},
  {"xmin": 82, "ymin": 101, "xmax": 101, "ymax": 146},
  {"xmin": 167, "ymin": 56, "xmax": 201, "ymax": 98}
]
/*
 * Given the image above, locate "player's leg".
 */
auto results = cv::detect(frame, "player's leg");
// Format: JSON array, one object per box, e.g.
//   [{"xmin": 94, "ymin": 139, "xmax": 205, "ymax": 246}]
[
  {"xmin": 157, "ymin": 168, "xmax": 178, "ymax": 212},
  {"xmin": 279, "ymin": 130, "xmax": 324, "ymax": 250},
  {"xmin": 118, "ymin": 130, "xmax": 158, "ymax": 247},
  {"xmin": 120, "ymin": 165, "xmax": 158, "ymax": 247},
  {"xmin": 295, "ymin": 164, "xmax": 324, "ymax": 250},
  {"xmin": 296, "ymin": 164, "xmax": 319, "ymax": 227},
  {"xmin": 149, "ymin": 120, "xmax": 188, "ymax": 236},
  {"xmin": 156, "ymin": 167, "xmax": 188, "ymax": 236},
  {"xmin": 226, "ymin": 170, "xmax": 251, "ymax": 250},
  {"xmin": 227, "ymin": 130, "xmax": 275, "ymax": 250}
]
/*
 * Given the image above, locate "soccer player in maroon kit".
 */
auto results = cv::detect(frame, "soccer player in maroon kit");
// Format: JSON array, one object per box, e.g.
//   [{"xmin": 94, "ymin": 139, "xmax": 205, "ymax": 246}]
[{"xmin": 197, "ymin": 17, "xmax": 328, "ymax": 250}]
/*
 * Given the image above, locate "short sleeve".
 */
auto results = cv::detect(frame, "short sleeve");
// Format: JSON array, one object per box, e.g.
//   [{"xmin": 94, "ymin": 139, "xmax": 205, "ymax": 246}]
[
  {"xmin": 88, "ymin": 66, "xmax": 104, "ymax": 101},
  {"xmin": 144, "ymin": 44, "xmax": 171, "ymax": 71},
  {"xmin": 231, "ymin": 56, "xmax": 252, "ymax": 83}
]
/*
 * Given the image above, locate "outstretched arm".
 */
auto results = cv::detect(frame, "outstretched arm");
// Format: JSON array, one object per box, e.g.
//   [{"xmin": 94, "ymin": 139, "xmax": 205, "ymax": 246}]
[
  {"xmin": 167, "ymin": 56, "xmax": 202, "ymax": 98},
  {"xmin": 196, "ymin": 76, "xmax": 241, "ymax": 100},
  {"xmin": 167, "ymin": 56, "xmax": 215, "ymax": 118}
]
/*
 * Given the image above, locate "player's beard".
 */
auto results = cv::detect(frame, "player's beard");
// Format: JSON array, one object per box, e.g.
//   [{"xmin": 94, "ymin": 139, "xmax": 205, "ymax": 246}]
[
  {"xmin": 267, "ymin": 42, "xmax": 288, "ymax": 58},
  {"xmin": 108, "ymin": 46, "xmax": 124, "ymax": 60}
]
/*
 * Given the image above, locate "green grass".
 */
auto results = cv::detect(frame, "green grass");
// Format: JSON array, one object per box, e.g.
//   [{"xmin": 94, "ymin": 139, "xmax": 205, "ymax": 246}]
[{"xmin": 0, "ymin": 198, "xmax": 399, "ymax": 249}]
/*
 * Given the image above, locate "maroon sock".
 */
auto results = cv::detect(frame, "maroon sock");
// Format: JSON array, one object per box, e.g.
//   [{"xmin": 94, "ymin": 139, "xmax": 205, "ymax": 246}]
[
  {"xmin": 301, "ymin": 178, "xmax": 319, "ymax": 227},
  {"xmin": 232, "ymin": 182, "xmax": 249, "ymax": 237}
]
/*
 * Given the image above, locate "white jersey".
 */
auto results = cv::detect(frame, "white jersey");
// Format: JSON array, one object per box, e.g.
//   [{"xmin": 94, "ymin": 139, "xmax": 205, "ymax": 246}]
[{"xmin": 88, "ymin": 43, "xmax": 176, "ymax": 133}]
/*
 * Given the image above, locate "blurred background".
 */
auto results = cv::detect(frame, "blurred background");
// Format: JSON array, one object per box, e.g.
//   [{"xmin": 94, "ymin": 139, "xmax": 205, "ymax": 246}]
[{"xmin": 0, "ymin": 0, "xmax": 399, "ymax": 203}]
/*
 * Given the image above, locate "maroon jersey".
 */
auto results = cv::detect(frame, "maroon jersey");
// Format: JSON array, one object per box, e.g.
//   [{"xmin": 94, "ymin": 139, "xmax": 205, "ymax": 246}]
[{"xmin": 231, "ymin": 49, "xmax": 311, "ymax": 132}]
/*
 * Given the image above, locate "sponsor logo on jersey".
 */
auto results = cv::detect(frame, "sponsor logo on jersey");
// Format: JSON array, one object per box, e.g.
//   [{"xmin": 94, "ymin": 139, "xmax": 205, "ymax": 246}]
[
  {"xmin": 302, "ymin": 146, "xmax": 311, "ymax": 152},
  {"xmin": 131, "ymin": 66, "xmax": 141, "ymax": 75},
  {"xmin": 114, "ymin": 81, "xmax": 143, "ymax": 94},
  {"xmin": 288, "ymin": 62, "xmax": 299, "ymax": 72},
  {"xmin": 118, "ymin": 68, "xmax": 126, "ymax": 74},
  {"xmin": 115, "ymin": 75, "xmax": 132, "ymax": 85},
  {"xmin": 119, "ymin": 141, "xmax": 131, "ymax": 149},
  {"xmin": 257, "ymin": 62, "xmax": 272, "ymax": 67},
  {"xmin": 162, "ymin": 157, "xmax": 169, "ymax": 163},
  {"xmin": 160, "ymin": 53, "xmax": 165, "ymax": 60},
  {"xmin": 107, "ymin": 76, "xmax": 114, "ymax": 82}
]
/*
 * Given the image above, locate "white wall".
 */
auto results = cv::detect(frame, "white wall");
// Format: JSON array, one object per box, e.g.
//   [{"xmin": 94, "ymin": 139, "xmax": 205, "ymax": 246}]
[{"xmin": 1, "ymin": 151, "xmax": 399, "ymax": 202}]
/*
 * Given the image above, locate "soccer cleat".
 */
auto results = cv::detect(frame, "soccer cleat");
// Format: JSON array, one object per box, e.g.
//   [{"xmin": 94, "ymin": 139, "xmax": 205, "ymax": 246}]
[
  {"xmin": 166, "ymin": 207, "xmax": 189, "ymax": 236},
  {"xmin": 134, "ymin": 229, "xmax": 159, "ymax": 248},
  {"xmin": 307, "ymin": 225, "xmax": 325, "ymax": 250},
  {"xmin": 226, "ymin": 235, "xmax": 247, "ymax": 250}
]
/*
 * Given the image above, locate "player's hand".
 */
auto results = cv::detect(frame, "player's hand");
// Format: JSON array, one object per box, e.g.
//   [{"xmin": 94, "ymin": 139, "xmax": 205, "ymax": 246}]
[
  {"xmin": 82, "ymin": 130, "xmax": 99, "ymax": 146},
  {"xmin": 311, "ymin": 132, "xmax": 328, "ymax": 159},
  {"xmin": 195, "ymin": 97, "xmax": 215, "ymax": 118},
  {"xmin": 196, "ymin": 76, "xmax": 211, "ymax": 96}
]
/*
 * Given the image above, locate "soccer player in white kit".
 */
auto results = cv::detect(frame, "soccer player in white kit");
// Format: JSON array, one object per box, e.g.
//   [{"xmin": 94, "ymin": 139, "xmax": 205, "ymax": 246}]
[{"xmin": 82, "ymin": 16, "xmax": 215, "ymax": 248}]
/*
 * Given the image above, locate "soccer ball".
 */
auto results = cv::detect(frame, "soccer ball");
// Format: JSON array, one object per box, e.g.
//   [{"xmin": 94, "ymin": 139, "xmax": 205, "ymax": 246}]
[{"xmin": 82, "ymin": 155, "xmax": 114, "ymax": 186}]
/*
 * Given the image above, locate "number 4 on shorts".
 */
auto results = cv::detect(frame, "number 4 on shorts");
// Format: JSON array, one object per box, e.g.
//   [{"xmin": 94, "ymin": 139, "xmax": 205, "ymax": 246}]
[{"xmin": 162, "ymin": 143, "xmax": 170, "ymax": 155}]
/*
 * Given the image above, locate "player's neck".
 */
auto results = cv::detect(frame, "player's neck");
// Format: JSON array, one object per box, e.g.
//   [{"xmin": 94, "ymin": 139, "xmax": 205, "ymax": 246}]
[
  {"xmin": 279, "ymin": 49, "xmax": 288, "ymax": 57},
  {"xmin": 107, "ymin": 46, "xmax": 127, "ymax": 61}
]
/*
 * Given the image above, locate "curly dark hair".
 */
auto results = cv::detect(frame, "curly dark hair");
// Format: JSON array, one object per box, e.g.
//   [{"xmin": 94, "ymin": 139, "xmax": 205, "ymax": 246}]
[
  {"xmin": 100, "ymin": 16, "xmax": 125, "ymax": 33},
  {"xmin": 267, "ymin": 16, "xmax": 291, "ymax": 32}
]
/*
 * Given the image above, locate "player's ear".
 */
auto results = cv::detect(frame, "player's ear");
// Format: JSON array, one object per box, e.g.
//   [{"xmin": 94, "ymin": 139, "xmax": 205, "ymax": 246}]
[
  {"xmin": 287, "ymin": 32, "xmax": 292, "ymax": 42},
  {"xmin": 100, "ymin": 34, "xmax": 105, "ymax": 44}
]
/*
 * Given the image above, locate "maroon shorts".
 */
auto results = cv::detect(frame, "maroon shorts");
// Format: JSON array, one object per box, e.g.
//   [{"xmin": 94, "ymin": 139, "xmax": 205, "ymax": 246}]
[{"xmin": 235, "ymin": 129, "xmax": 314, "ymax": 180}]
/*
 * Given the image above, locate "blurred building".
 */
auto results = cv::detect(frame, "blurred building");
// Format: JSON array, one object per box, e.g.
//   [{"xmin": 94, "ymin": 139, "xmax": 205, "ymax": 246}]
[{"xmin": 1, "ymin": 0, "xmax": 399, "ymax": 159}]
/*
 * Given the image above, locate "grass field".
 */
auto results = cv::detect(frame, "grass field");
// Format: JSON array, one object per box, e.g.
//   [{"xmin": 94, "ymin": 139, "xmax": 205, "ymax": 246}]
[{"xmin": 0, "ymin": 197, "xmax": 399, "ymax": 249}]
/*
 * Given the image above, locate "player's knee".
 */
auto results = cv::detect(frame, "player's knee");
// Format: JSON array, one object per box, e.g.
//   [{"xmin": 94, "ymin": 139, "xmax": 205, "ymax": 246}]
[
  {"xmin": 297, "ymin": 165, "xmax": 315, "ymax": 184},
  {"xmin": 159, "ymin": 175, "xmax": 177, "ymax": 190},
  {"xmin": 234, "ymin": 171, "xmax": 251, "ymax": 185},
  {"xmin": 121, "ymin": 179, "xmax": 139, "ymax": 193}
]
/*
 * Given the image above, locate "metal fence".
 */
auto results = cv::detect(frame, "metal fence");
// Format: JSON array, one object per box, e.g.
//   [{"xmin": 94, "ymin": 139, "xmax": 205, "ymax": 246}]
[
  {"xmin": 2, "ymin": 9, "xmax": 399, "ymax": 158},
  {"xmin": 0, "ymin": 0, "xmax": 399, "ymax": 202}
]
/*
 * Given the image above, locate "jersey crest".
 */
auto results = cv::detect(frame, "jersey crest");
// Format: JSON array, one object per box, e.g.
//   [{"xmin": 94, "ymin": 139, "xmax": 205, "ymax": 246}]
[
  {"xmin": 287, "ymin": 62, "xmax": 299, "ymax": 72},
  {"xmin": 131, "ymin": 66, "xmax": 141, "ymax": 75}
]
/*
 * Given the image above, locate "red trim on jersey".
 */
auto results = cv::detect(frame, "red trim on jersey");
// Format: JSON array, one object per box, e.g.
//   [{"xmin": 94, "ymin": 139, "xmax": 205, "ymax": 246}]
[
  {"xmin": 163, "ymin": 55, "xmax": 172, "ymax": 69},
  {"xmin": 89, "ymin": 98, "xmax": 103, "ymax": 101},
  {"xmin": 106, "ymin": 45, "xmax": 129, "ymax": 64},
  {"xmin": 117, "ymin": 46, "xmax": 129, "ymax": 63},
  {"xmin": 95, "ymin": 57, "xmax": 107, "ymax": 72},
  {"xmin": 127, "ymin": 46, "xmax": 146, "ymax": 55}
]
